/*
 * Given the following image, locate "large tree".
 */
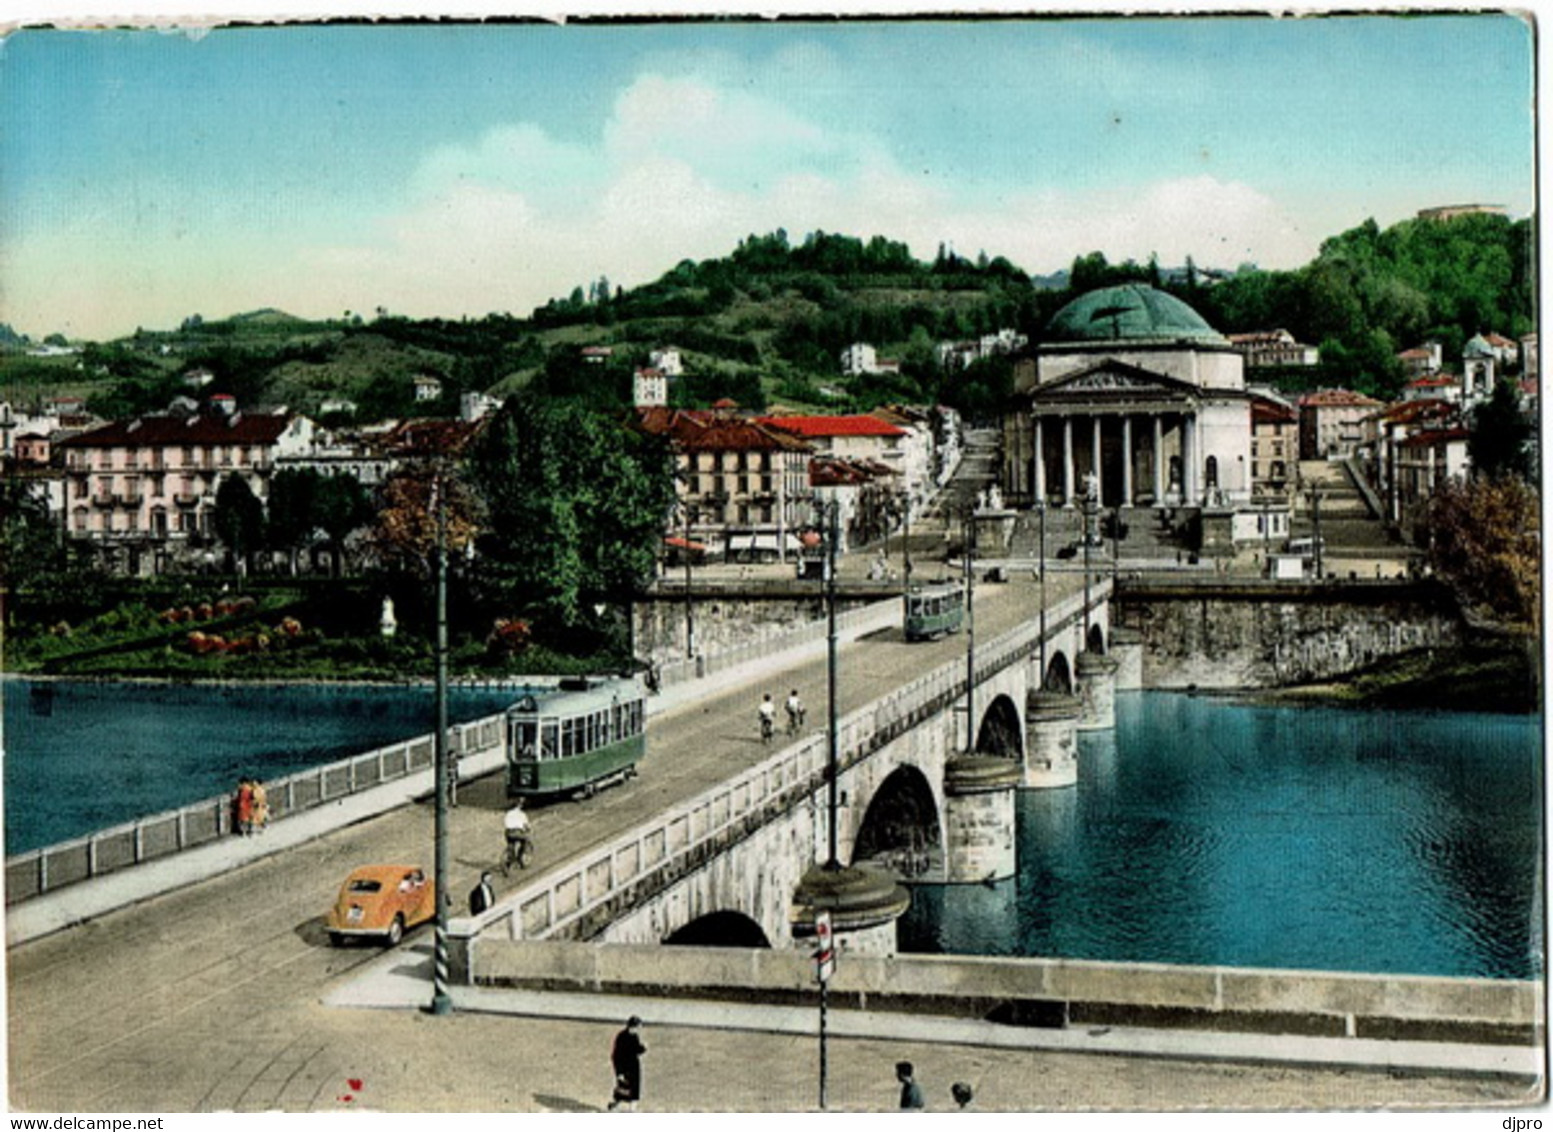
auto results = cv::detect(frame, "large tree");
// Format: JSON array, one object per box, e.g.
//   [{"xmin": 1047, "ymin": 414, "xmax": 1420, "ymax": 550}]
[
  {"xmin": 211, "ymin": 474, "xmax": 266, "ymax": 575},
  {"xmin": 1423, "ymin": 475, "xmax": 1539, "ymax": 628},
  {"xmin": 1469, "ymin": 377, "xmax": 1534, "ymax": 482},
  {"xmin": 467, "ymin": 393, "xmax": 674, "ymax": 631}
]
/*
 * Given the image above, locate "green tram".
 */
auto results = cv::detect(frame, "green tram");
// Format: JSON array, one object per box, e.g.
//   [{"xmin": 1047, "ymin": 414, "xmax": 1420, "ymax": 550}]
[
  {"xmin": 506, "ymin": 676, "xmax": 647, "ymax": 801},
  {"xmin": 904, "ymin": 581, "xmax": 965, "ymax": 641}
]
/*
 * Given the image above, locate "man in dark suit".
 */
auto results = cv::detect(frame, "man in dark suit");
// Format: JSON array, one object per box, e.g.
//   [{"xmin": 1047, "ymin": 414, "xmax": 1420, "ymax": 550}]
[{"xmin": 468, "ymin": 870, "xmax": 496, "ymax": 915}]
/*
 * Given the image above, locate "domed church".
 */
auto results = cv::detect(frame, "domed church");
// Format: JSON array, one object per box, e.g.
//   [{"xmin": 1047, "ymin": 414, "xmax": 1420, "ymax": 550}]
[{"xmin": 1001, "ymin": 284, "xmax": 1252, "ymax": 512}]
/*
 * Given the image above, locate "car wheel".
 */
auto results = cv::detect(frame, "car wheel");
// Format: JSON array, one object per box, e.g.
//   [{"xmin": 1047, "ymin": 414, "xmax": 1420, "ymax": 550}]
[{"xmin": 386, "ymin": 915, "xmax": 404, "ymax": 947}]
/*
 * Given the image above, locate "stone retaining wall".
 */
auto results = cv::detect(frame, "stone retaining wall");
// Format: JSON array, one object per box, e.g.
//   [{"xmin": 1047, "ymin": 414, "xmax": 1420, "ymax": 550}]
[{"xmin": 472, "ymin": 940, "xmax": 1542, "ymax": 1047}]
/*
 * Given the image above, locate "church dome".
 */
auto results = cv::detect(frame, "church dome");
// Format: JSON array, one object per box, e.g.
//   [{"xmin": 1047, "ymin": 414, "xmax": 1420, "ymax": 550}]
[{"xmin": 1045, "ymin": 284, "xmax": 1226, "ymax": 344}]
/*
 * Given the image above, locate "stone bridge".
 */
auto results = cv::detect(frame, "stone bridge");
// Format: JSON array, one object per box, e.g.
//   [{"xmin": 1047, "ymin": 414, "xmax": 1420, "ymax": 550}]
[{"xmin": 451, "ymin": 581, "xmax": 1125, "ymax": 975}]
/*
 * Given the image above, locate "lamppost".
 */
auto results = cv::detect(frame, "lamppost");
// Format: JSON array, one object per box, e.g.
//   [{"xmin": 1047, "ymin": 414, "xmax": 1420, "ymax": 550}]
[
  {"xmin": 1036, "ymin": 499, "xmax": 1047, "ymax": 683},
  {"xmin": 429, "ymin": 474, "xmax": 452, "ymax": 1016},
  {"xmin": 962, "ymin": 504, "xmax": 976, "ymax": 753},
  {"xmin": 1081, "ymin": 480, "xmax": 1097, "ymax": 640},
  {"xmin": 682, "ymin": 500, "xmax": 696, "ymax": 659}
]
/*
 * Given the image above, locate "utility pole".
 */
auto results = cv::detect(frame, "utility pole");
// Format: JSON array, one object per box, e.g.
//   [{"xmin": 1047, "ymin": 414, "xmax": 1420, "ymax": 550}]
[
  {"xmin": 963, "ymin": 505, "xmax": 975, "ymax": 753},
  {"xmin": 683, "ymin": 501, "xmax": 695, "ymax": 659},
  {"xmin": 1082, "ymin": 484, "xmax": 1095, "ymax": 641},
  {"xmin": 825, "ymin": 499, "xmax": 840, "ymax": 869},
  {"xmin": 1037, "ymin": 500, "xmax": 1047, "ymax": 683},
  {"xmin": 430, "ymin": 475, "xmax": 452, "ymax": 1016}
]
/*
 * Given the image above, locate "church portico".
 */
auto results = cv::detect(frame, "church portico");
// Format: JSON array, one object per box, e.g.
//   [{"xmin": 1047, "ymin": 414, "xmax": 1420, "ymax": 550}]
[{"xmin": 1002, "ymin": 285, "xmax": 1254, "ymax": 514}]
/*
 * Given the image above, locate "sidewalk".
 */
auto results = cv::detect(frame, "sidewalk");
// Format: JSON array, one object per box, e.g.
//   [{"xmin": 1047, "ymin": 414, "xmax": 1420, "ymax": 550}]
[
  {"xmin": 326, "ymin": 940, "xmax": 1544, "ymax": 1080},
  {"xmin": 4, "ymin": 742, "xmax": 507, "ymax": 946}
]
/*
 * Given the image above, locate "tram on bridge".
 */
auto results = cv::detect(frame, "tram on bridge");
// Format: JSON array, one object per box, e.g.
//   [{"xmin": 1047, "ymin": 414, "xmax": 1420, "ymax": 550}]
[
  {"xmin": 903, "ymin": 581, "xmax": 965, "ymax": 641},
  {"xmin": 505, "ymin": 676, "xmax": 647, "ymax": 800}
]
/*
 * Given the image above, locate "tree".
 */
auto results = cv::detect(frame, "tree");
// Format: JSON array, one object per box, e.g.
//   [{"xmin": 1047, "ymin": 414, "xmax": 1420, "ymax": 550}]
[
  {"xmin": 314, "ymin": 473, "xmax": 375, "ymax": 576},
  {"xmin": 1469, "ymin": 377, "xmax": 1534, "ymax": 481},
  {"xmin": 1423, "ymin": 476, "xmax": 1539, "ymax": 627},
  {"xmin": 211, "ymin": 474, "xmax": 266, "ymax": 575},
  {"xmin": 367, "ymin": 466, "xmax": 479, "ymax": 578},
  {"xmin": 466, "ymin": 393, "xmax": 674, "ymax": 634},
  {"xmin": 264, "ymin": 468, "xmax": 320, "ymax": 574}
]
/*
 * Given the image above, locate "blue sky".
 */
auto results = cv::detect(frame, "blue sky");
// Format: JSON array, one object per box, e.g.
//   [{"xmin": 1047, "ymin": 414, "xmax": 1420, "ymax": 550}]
[{"xmin": 0, "ymin": 14, "xmax": 1536, "ymax": 340}]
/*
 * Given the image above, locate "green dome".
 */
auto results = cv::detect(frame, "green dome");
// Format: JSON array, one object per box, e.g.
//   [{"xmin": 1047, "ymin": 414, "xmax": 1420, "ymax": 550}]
[{"xmin": 1046, "ymin": 284, "xmax": 1225, "ymax": 344}]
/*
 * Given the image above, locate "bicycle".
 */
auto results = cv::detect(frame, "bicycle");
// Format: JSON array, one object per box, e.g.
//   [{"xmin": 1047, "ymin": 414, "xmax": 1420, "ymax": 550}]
[
  {"xmin": 785, "ymin": 707, "xmax": 806, "ymax": 736},
  {"xmin": 760, "ymin": 713, "xmax": 774, "ymax": 744},
  {"xmin": 502, "ymin": 832, "xmax": 534, "ymax": 876}
]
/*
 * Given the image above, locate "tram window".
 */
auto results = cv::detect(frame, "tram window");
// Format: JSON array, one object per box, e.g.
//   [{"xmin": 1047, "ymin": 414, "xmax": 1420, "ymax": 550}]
[
  {"xmin": 541, "ymin": 722, "xmax": 558, "ymax": 760},
  {"xmin": 514, "ymin": 721, "xmax": 538, "ymax": 758}
]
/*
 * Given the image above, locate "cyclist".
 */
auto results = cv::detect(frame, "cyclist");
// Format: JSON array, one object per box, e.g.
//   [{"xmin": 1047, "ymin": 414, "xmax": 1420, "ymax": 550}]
[
  {"xmin": 785, "ymin": 689, "xmax": 806, "ymax": 735},
  {"xmin": 503, "ymin": 799, "xmax": 533, "ymax": 874},
  {"xmin": 758, "ymin": 694, "xmax": 777, "ymax": 744}
]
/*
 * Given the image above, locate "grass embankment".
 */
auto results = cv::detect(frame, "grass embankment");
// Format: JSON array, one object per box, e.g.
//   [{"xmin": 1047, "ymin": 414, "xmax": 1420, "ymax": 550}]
[
  {"xmin": 1270, "ymin": 635, "xmax": 1541, "ymax": 714},
  {"xmin": 5, "ymin": 593, "xmax": 618, "ymax": 683}
]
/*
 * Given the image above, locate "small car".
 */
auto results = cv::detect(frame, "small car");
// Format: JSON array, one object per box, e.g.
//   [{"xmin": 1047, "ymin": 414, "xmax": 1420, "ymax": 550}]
[{"xmin": 326, "ymin": 864, "xmax": 436, "ymax": 946}]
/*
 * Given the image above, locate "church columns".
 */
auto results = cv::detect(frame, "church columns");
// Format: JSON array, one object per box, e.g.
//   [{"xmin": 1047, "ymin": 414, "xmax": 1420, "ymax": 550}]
[
  {"xmin": 1091, "ymin": 417, "xmax": 1103, "ymax": 502},
  {"xmin": 1153, "ymin": 416, "xmax": 1165, "ymax": 503},
  {"xmin": 1034, "ymin": 419, "xmax": 1046, "ymax": 505},
  {"xmin": 1121, "ymin": 416, "xmax": 1134, "ymax": 506},
  {"xmin": 1062, "ymin": 418, "xmax": 1074, "ymax": 506}
]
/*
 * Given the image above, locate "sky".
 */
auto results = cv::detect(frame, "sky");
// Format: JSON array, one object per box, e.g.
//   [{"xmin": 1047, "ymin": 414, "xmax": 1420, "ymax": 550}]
[{"xmin": 0, "ymin": 11, "xmax": 1537, "ymax": 341}]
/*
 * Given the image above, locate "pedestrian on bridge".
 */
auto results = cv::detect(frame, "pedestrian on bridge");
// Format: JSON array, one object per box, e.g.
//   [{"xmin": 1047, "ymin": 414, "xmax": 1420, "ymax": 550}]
[
  {"xmin": 607, "ymin": 1016, "xmax": 646, "ymax": 1111},
  {"xmin": 233, "ymin": 778, "xmax": 254, "ymax": 837},
  {"xmin": 468, "ymin": 871, "xmax": 495, "ymax": 916}
]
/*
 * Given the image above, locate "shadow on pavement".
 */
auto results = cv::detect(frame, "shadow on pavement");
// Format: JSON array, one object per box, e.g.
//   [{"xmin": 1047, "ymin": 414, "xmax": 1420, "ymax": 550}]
[{"xmin": 533, "ymin": 1093, "xmax": 604, "ymax": 1113}]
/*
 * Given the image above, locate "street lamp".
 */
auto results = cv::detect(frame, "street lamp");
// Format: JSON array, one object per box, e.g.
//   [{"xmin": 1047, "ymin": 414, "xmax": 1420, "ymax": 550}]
[
  {"xmin": 962, "ymin": 504, "xmax": 976, "ymax": 753},
  {"xmin": 429, "ymin": 474, "xmax": 452, "ymax": 1016},
  {"xmin": 682, "ymin": 500, "xmax": 696, "ymax": 659}
]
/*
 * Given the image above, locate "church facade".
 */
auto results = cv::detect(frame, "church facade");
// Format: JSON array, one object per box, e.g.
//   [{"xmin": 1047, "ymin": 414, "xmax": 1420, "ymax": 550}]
[{"xmin": 1001, "ymin": 284, "xmax": 1253, "ymax": 511}]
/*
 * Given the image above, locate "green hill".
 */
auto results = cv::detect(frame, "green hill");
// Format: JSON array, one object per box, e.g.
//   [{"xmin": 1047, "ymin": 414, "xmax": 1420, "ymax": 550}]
[{"xmin": 0, "ymin": 214, "xmax": 1533, "ymax": 422}]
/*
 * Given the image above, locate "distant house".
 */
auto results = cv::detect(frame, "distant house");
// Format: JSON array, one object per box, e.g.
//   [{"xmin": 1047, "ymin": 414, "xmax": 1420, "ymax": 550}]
[
  {"xmin": 648, "ymin": 347, "xmax": 683, "ymax": 377},
  {"xmin": 1228, "ymin": 329, "xmax": 1319, "ymax": 368},
  {"xmin": 1519, "ymin": 332, "xmax": 1538, "ymax": 380},
  {"xmin": 182, "ymin": 368, "xmax": 215, "ymax": 389},
  {"xmin": 1403, "ymin": 374, "xmax": 1461, "ymax": 404},
  {"xmin": 1416, "ymin": 203, "xmax": 1507, "ymax": 222},
  {"xmin": 1248, "ymin": 391, "xmax": 1297, "ymax": 497},
  {"xmin": 1397, "ymin": 342, "xmax": 1443, "ymax": 378},
  {"xmin": 581, "ymin": 346, "xmax": 614, "ymax": 364},
  {"xmin": 634, "ymin": 408, "xmax": 813, "ymax": 565},
  {"xmin": 633, "ymin": 367, "xmax": 668, "ymax": 409},
  {"xmin": 412, "ymin": 374, "xmax": 444, "ymax": 403},
  {"xmin": 1372, "ymin": 398, "xmax": 1463, "ymax": 524},
  {"xmin": 839, "ymin": 342, "xmax": 900, "ymax": 377},
  {"xmin": 57, "ymin": 410, "xmax": 317, "ymax": 576},
  {"xmin": 460, "ymin": 391, "xmax": 502, "ymax": 422},
  {"xmin": 1297, "ymin": 389, "xmax": 1381, "ymax": 459},
  {"xmin": 1461, "ymin": 335, "xmax": 1497, "ymax": 403}
]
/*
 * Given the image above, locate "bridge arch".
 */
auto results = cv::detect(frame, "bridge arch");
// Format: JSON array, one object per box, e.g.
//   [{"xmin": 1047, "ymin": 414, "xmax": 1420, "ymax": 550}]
[
  {"xmin": 1043, "ymin": 651, "xmax": 1074, "ymax": 694},
  {"xmin": 663, "ymin": 911, "xmax": 771, "ymax": 948},
  {"xmin": 974, "ymin": 692, "xmax": 1024, "ymax": 758},
  {"xmin": 852, "ymin": 763, "xmax": 941, "ymax": 880}
]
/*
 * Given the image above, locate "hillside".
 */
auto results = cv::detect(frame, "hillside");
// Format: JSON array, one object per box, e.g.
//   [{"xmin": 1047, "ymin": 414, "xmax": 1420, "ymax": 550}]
[{"xmin": 0, "ymin": 214, "xmax": 1534, "ymax": 423}]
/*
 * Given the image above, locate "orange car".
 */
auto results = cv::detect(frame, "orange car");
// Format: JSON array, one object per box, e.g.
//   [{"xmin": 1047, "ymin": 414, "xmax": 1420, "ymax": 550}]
[{"xmin": 326, "ymin": 864, "xmax": 436, "ymax": 946}]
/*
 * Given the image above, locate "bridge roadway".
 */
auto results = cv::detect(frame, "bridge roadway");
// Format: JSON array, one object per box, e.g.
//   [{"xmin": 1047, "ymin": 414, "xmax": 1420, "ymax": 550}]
[{"xmin": 5, "ymin": 572, "xmax": 1519, "ymax": 1113}]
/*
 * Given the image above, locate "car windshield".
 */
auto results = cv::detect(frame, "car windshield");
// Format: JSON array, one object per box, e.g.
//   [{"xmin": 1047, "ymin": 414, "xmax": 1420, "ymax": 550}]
[{"xmin": 347, "ymin": 879, "xmax": 383, "ymax": 894}]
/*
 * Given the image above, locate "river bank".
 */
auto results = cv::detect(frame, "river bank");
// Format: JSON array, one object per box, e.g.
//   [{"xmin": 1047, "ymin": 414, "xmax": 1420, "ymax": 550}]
[{"xmin": 1260, "ymin": 635, "xmax": 1540, "ymax": 714}]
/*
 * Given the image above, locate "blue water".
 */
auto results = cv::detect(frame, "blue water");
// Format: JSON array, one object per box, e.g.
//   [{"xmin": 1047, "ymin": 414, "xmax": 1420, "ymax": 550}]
[
  {"xmin": 899, "ymin": 692, "xmax": 1544, "ymax": 979},
  {"xmin": 3, "ymin": 679, "xmax": 521, "ymax": 854}
]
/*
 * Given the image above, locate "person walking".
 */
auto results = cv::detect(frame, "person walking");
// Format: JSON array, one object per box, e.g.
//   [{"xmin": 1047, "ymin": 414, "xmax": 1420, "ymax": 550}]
[
  {"xmin": 607, "ymin": 1016, "xmax": 646, "ymax": 1111},
  {"xmin": 250, "ymin": 780, "xmax": 269, "ymax": 833},
  {"xmin": 784, "ymin": 689, "xmax": 805, "ymax": 735},
  {"xmin": 233, "ymin": 778, "xmax": 254, "ymax": 837},
  {"xmin": 758, "ymin": 694, "xmax": 776, "ymax": 744},
  {"xmin": 468, "ymin": 870, "xmax": 496, "ymax": 916},
  {"xmin": 895, "ymin": 1061, "xmax": 924, "ymax": 1111}
]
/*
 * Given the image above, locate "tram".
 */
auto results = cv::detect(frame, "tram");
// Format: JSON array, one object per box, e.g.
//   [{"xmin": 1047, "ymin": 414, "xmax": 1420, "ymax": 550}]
[
  {"xmin": 904, "ymin": 581, "xmax": 965, "ymax": 641},
  {"xmin": 506, "ymin": 675, "xmax": 647, "ymax": 801}
]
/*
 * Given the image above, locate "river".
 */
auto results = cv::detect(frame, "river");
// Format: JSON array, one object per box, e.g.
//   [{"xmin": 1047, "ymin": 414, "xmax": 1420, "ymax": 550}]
[
  {"xmin": 2, "ymin": 678, "xmax": 520, "ymax": 855},
  {"xmin": 899, "ymin": 691, "xmax": 1543, "ymax": 979}
]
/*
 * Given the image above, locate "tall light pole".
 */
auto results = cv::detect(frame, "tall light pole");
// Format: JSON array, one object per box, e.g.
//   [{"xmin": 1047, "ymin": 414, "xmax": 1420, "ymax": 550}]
[
  {"xmin": 682, "ymin": 500, "xmax": 696, "ymax": 659},
  {"xmin": 1082, "ymin": 483, "xmax": 1096, "ymax": 641},
  {"xmin": 1037, "ymin": 500, "xmax": 1047, "ymax": 684},
  {"xmin": 824, "ymin": 498, "xmax": 840, "ymax": 870},
  {"xmin": 963, "ymin": 504, "xmax": 976, "ymax": 753},
  {"xmin": 430, "ymin": 474, "xmax": 452, "ymax": 1016}
]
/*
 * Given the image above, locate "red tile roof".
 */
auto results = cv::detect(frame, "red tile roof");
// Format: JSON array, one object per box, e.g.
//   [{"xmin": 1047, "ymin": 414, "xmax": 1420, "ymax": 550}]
[
  {"xmin": 633, "ymin": 408, "xmax": 810, "ymax": 453},
  {"xmin": 1298, "ymin": 389, "xmax": 1382, "ymax": 408},
  {"xmin": 59, "ymin": 412, "xmax": 294, "ymax": 448},
  {"xmin": 760, "ymin": 414, "xmax": 906, "ymax": 438},
  {"xmin": 1399, "ymin": 428, "xmax": 1471, "ymax": 448}
]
